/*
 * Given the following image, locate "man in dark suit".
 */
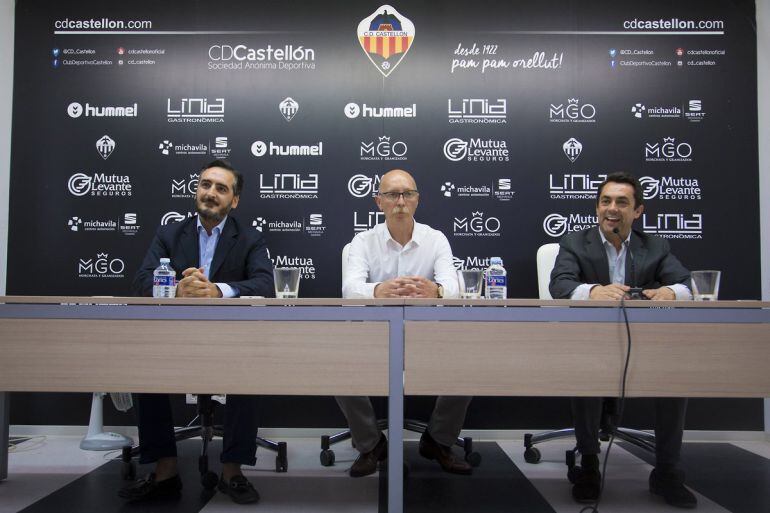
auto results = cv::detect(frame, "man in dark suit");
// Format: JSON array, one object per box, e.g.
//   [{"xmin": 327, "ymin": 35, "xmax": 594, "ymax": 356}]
[
  {"xmin": 120, "ymin": 160, "xmax": 273, "ymax": 505},
  {"xmin": 550, "ymin": 172, "xmax": 697, "ymax": 509}
]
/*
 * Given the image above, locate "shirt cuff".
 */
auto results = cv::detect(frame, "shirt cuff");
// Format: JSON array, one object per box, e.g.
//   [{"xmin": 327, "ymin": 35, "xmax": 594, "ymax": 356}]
[
  {"xmin": 570, "ymin": 283, "xmax": 595, "ymax": 300},
  {"xmin": 216, "ymin": 283, "xmax": 237, "ymax": 298},
  {"xmin": 667, "ymin": 284, "xmax": 692, "ymax": 300}
]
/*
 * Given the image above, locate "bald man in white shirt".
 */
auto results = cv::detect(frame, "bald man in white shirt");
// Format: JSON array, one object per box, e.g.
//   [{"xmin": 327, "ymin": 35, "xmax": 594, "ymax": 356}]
[{"xmin": 337, "ymin": 169, "xmax": 473, "ymax": 477}]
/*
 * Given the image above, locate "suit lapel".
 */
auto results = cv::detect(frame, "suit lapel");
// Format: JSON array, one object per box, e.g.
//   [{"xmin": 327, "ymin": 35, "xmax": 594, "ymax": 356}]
[
  {"xmin": 586, "ymin": 227, "xmax": 610, "ymax": 285},
  {"xmin": 209, "ymin": 217, "xmax": 237, "ymax": 279},
  {"xmin": 179, "ymin": 219, "xmax": 199, "ymax": 269}
]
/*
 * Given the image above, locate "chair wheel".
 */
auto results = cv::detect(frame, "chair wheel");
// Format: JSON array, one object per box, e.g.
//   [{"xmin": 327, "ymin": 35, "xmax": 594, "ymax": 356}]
[
  {"xmin": 320, "ymin": 449, "xmax": 335, "ymax": 467},
  {"xmin": 201, "ymin": 471, "xmax": 218, "ymax": 490},
  {"xmin": 276, "ymin": 455, "xmax": 288, "ymax": 473},
  {"xmin": 524, "ymin": 447, "xmax": 541, "ymax": 464},
  {"xmin": 121, "ymin": 460, "xmax": 136, "ymax": 480},
  {"xmin": 465, "ymin": 451, "xmax": 482, "ymax": 467},
  {"xmin": 567, "ymin": 465, "xmax": 582, "ymax": 484}
]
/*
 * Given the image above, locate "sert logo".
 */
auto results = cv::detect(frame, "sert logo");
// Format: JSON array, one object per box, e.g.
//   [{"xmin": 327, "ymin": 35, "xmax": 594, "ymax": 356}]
[
  {"xmin": 305, "ymin": 213, "xmax": 326, "ymax": 237},
  {"xmin": 279, "ymin": 97, "xmax": 299, "ymax": 121},
  {"xmin": 448, "ymin": 98, "xmax": 507, "ymax": 124},
  {"xmin": 632, "ymin": 102, "xmax": 681, "ymax": 119},
  {"xmin": 258, "ymin": 173, "xmax": 319, "ymax": 199},
  {"xmin": 639, "ymin": 176, "xmax": 702, "ymax": 200},
  {"xmin": 444, "ymin": 138, "xmax": 509, "ymax": 162},
  {"xmin": 360, "ymin": 135, "xmax": 407, "ymax": 160},
  {"xmin": 549, "ymin": 98, "xmax": 596, "ymax": 123},
  {"xmin": 348, "ymin": 174, "xmax": 381, "ymax": 197},
  {"xmin": 67, "ymin": 101, "xmax": 137, "ymax": 118},
  {"xmin": 453, "ymin": 211, "xmax": 502, "ymax": 237},
  {"xmin": 357, "ymin": 4, "xmax": 415, "ymax": 78},
  {"xmin": 167, "ymin": 98, "xmax": 224, "ymax": 123},
  {"xmin": 645, "ymin": 137, "xmax": 693, "ymax": 162},
  {"xmin": 562, "ymin": 137, "xmax": 582, "ymax": 162},
  {"xmin": 685, "ymin": 99, "xmax": 706, "ymax": 122},
  {"xmin": 96, "ymin": 135, "xmax": 115, "ymax": 159},
  {"xmin": 68, "ymin": 216, "xmax": 82, "ymax": 232},
  {"xmin": 494, "ymin": 178, "xmax": 515, "ymax": 201},
  {"xmin": 353, "ymin": 210, "xmax": 385, "ymax": 232},
  {"xmin": 642, "ymin": 213, "xmax": 703, "ymax": 239},
  {"xmin": 441, "ymin": 182, "xmax": 456, "ymax": 197},
  {"xmin": 452, "ymin": 255, "xmax": 492, "ymax": 270},
  {"xmin": 344, "ymin": 102, "xmax": 416, "ymax": 119},
  {"xmin": 543, "ymin": 213, "xmax": 598, "ymax": 237},
  {"xmin": 160, "ymin": 211, "xmax": 195, "ymax": 225},
  {"xmin": 250, "ymin": 140, "xmax": 323, "ymax": 157},
  {"xmin": 77, "ymin": 252, "xmax": 126, "ymax": 279},
  {"xmin": 119, "ymin": 213, "xmax": 140, "ymax": 236},
  {"xmin": 549, "ymin": 174, "xmax": 607, "ymax": 200},
  {"xmin": 211, "ymin": 136, "xmax": 232, "ymax": 158},
  {"xmin": 171, "ymin": 174, "xmax": 199, "ymax": 199}
]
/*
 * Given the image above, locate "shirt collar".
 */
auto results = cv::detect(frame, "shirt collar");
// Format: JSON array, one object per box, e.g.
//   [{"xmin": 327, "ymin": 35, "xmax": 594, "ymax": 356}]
[
  {"xmin": 197, "ymin": 215, "xmax": 228, "ymax": 236},
  {"xmin": 598, "ymin": 227, "xmax": 631, "ymax": 248},
  {"xmin": 379, "ymin": 218, "xmax": 423, "ymax": 247}
]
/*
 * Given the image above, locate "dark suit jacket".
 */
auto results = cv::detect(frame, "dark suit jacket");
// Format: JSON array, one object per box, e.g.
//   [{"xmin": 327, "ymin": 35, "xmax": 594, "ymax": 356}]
[
  {"xmin": 549, "ymin": 226, "xmax": 690, "ymax": 299},
  {"xmin": 132, "ymin": 216, "xmax": 274, "ymax": 298}
]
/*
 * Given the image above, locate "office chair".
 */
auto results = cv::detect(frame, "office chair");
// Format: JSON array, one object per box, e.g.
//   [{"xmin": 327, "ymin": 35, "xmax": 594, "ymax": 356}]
[
  {"xmin": 319, "ymin": 244, "xmax": 480, "ymax": 468},
  {"xmin": 121, "ymin": 394, "xmax": 288, "ymax": 490},
  {"xmin": 523, "ymin": 243, "xmax": 655, "ymax": 481}
]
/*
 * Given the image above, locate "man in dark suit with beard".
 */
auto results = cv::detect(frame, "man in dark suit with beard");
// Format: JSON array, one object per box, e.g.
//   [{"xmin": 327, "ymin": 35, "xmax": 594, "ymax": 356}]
[
  {"xmin": 550, "ymin": 172, "xmax": 697, "ymax": 509},
  {"xmin": 121, "ymin": 160, "xmax": 273, "ymax": 505}
]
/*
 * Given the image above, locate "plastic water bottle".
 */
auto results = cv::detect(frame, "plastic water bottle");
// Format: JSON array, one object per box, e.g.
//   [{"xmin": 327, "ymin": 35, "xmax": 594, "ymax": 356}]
[
  {"xmin": 484, "ymin": 257, "xmax": 507, "ymax": 299},
  {"xmin": 152, "ymin": 258, "xmax": 177, "ymax": 298}
]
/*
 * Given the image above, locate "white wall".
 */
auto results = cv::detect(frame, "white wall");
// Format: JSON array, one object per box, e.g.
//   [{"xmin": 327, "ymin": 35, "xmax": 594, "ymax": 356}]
[{"xmin": 0, "ymin": 0, "xmax": 13, "ymax": 296}]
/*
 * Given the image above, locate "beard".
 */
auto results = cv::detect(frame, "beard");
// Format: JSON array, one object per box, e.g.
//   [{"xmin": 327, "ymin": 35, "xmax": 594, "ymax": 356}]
[{"xmin": 195, "ymin": 197, "xmax": 231, "ymax": 224}]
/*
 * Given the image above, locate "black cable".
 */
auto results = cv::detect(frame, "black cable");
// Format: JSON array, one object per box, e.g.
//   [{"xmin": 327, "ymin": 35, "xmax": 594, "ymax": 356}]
[{"xmin": 579, "ymin": 296, "xmax": 633, "ymax": 513}]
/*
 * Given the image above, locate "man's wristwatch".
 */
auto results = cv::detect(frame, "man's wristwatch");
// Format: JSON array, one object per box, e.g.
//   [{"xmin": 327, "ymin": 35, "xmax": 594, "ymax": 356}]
[{"xmin": 435, "ymin": 282, "xmax": 444, "ymax": 298}]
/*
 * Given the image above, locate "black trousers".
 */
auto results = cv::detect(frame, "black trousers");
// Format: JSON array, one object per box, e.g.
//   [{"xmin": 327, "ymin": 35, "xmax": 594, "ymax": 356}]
[
  {"xmin": 572, "ymin": 397, "xmax": 688, "ymax": 470},
  {"xmin": 136, "ymin": 393, "xmax": 259, "ymax": 466}
]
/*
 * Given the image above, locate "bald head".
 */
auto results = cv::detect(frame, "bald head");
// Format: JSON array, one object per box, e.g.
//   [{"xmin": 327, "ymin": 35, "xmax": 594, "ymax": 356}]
[{"xmin": 380, "ymin": 169, "xmax": 417, "ymax": 190}]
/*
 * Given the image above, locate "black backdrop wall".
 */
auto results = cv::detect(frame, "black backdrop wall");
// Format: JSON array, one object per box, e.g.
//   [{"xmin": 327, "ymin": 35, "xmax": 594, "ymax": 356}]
[{"xmin": 8, "ymin": 0, "xmax": 762, "ymax": 430}]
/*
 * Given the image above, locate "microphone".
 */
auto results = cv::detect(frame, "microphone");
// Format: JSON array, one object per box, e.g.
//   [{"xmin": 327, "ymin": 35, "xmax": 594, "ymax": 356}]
[{"xmin": 612, "ymin": 228, "xmax": 643, "ymax": 299}]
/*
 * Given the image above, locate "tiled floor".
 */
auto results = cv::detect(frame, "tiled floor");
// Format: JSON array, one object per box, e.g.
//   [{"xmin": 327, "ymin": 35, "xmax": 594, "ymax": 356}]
[{"xmin": 2, "ymin": 435, "xmax": 769, "ymax": 512}]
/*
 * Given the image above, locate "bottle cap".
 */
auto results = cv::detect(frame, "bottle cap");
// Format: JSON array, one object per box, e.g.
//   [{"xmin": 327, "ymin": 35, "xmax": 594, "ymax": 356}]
[
  {"xmin": 490, "ymin": 257, "xmax": 503, "ymax": 265},
  {"xmin": 160, "ymin": 257, "xmax": 170, "ymax": 264}
]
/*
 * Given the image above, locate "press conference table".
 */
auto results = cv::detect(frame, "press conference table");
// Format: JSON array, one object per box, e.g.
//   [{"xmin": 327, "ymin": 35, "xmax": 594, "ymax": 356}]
[{"xmin": 1, "ymin": 296, "xmax": 769, "ymax": 513}]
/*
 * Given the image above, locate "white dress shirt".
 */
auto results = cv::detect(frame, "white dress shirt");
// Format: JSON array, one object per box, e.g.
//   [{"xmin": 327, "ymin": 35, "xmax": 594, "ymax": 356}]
[
  {"xmin": 197, "ymin": 216, "xmax": 237, "ymax": 298},
  {"xmin": 570, "ymin": 229, "xmax": 691, "ymax": 300},
  {"xmin": 342, "ymin": 220, "xmax": 460, "ymax": 299}
]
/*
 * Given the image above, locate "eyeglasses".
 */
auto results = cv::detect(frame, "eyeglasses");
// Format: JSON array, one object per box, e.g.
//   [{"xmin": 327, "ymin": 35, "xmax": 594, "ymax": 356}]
[{"xmin": 379, "ymin": 190, "xmax": 419, "ymax": 201}]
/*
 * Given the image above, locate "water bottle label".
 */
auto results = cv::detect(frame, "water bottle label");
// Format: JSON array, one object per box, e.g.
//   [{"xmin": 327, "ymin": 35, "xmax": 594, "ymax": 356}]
[
  {"xmin": 487, "ymin": 275, "xmax": 507, "ymax": 287},
  {"xmin": 153, "ymin": 275, "xmax": 176, "ymax": 287}
]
